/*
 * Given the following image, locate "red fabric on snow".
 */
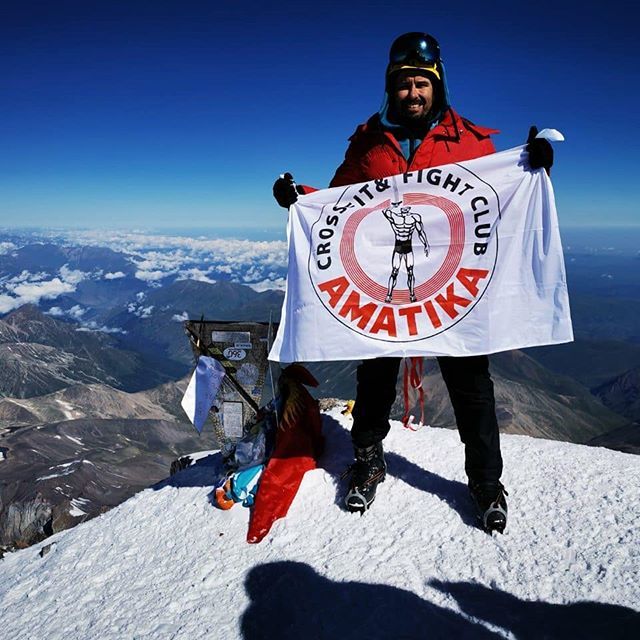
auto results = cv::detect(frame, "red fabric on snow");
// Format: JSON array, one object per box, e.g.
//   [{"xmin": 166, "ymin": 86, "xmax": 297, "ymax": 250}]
[{"xmin": 246, "ymin": 365, "xmax": 324, "ymax": 543}]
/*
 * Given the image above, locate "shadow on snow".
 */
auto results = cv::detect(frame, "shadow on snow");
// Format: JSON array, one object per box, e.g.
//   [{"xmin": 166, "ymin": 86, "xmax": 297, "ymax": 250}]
[
  {"xmin": 241, "ymin": 560, "xmax": 639, "ymax": 640},
  {"xmin": 319, "ymin": 415, "xmax": 477, "ymax": 527}
]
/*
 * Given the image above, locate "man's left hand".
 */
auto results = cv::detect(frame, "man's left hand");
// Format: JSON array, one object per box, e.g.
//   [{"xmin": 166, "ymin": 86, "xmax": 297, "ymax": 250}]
[
  {"xmin": 273, "ymin": 173, "xmax": 304, "ymax": 209},
  {"xmin": 526, "ymin": 126, "xmax": 553, "ymax": 175}
]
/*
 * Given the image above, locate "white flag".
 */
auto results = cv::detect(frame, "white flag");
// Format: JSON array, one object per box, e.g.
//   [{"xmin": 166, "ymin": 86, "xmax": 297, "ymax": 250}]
[
  {"xmin": 181, "ymin": 356, "xmax": 226, "ymax": 432},
  {"xmin": 269, "ymin": 146, "xmax": 573, "ymax": 362}
]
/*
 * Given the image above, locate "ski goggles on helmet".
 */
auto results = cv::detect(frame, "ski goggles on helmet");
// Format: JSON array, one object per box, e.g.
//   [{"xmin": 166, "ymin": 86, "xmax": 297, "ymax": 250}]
[{"xmin": 387, "ymin": 32, "xmax": 442, "ymax": 80}]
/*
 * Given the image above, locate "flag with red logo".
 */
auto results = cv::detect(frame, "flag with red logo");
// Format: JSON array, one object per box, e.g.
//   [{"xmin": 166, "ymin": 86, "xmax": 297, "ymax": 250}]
[{"xmin": 269, "ymin": 145, "xmax": 573, "ymax": 362}]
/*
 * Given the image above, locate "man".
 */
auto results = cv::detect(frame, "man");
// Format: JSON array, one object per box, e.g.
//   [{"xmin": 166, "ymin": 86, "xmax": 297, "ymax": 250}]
[
  {"xmin": 382, "ymin": 201, "xmax": 430, "ymax": 303},
  {"xmin": 273, "ymin": 33, "xmax": 553, "ymax": 533}
]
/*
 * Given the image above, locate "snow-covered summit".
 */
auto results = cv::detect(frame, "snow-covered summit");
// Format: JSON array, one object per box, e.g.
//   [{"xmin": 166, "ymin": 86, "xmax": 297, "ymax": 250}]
[{"xmin": 1, "ymin": 410, "xmax": 639, "ymax": 639}]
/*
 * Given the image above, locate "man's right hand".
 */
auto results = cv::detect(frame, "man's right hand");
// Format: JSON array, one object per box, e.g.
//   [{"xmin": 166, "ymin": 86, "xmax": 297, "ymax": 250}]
[{"xmin": 273, "ymin": 173, "xmax": 304, "ymax": 209}]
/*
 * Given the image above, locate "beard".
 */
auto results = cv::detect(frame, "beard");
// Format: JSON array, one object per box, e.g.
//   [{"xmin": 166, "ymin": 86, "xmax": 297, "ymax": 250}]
[
  {"xmin": 390, "ymin": 95, "xmax": 439, "ymax": 130},
  {"xmin": 400, "ymin": 98, "xmax": 430, "ymax": 119}
]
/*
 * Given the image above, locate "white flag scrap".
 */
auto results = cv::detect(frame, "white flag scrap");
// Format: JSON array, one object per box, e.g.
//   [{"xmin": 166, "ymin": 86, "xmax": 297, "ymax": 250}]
[
  {"xmin": 269, "ymin": 145, "xmax": 573, "ymax": 363},
  {"xmin": 181, "ymin": 356, "xmax": 226, "ymax": 432}
]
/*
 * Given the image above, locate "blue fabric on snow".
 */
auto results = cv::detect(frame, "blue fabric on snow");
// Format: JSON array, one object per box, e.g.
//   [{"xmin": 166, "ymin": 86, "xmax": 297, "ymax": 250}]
[{"xmin": 229, "ymin": 464, "xmax": 264, "ymax": 507}]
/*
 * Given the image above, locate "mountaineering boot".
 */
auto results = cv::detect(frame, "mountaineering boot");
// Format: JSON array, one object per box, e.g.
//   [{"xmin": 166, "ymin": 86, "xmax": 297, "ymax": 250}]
[
  {"xmin": 344, "ymin": 442, "xmax": 386, "ymax": 513},
  {"xmin": 469, "ymin": 480, "xmax": 509, "ymax": 534}
]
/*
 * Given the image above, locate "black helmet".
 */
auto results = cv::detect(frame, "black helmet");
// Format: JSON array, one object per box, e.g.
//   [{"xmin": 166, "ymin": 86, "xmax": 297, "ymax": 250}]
[{"xmin": 386, "ymin": 32, "xmax": 450, "ymax": 107}]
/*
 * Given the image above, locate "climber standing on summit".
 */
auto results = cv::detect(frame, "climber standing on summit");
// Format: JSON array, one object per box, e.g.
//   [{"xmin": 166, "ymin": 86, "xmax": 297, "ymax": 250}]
[{"xmin": 273, "ymin": 33, "xmax": 553, "ymax": 533}]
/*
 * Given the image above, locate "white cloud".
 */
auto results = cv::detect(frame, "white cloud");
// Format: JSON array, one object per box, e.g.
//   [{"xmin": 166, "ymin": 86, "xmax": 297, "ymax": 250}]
[
  {"xmin": 11, "ymin": 278, "xmax": 75, "ymax": 299},
  {"xmin": 53, "ymin": 230, "xmax": 287, "ymax": 276},
  {"xmin": 176, "ymin": 268, "xmax": 216, "ymax": 284},
  {"xmin": 242, "ymin": 265, "xmax": 263, "ymax": 282},
  {"xmin": 76, "ymin": 321, "xmax": 127, "ymax": 335},
  {"xmin": 46, "ymin": 304, "xmax": 127, "ymax": 334},
  {"xmin": 135, "ymin": 270, "xmax": 169, "ymax": 282},
  {"xmin": 59, "ymin": 264, "xmax": 88, "ymax": 285},
  {"xmin": 247, "ymin": 278, "xmax": 287, "ymax": 292},
  {"xmin": 45, "ymin": 304, "xmax": 124, "ymax": 333},
  {"xmin": 127, "ymin": 303, "xmax": 154, "ymax": 318},
  {"xmin": 7, "ymin": 270, "xmax": 50, "ymax": 284},
  {"xmin": 104, "ymin": 271, "xmax": 126, "ymax": 280},
  {"xmin": 0, "ymin": 277, "xmax": 77, "ymax": 313},
  {"xmin": 47, "ymin": 306, "xmax": 65, "ymax": 317},
  {"xmin": 172, "ymin": 311, "xmax": 189, "ymax": 322},
  {"xmin": 3, "ymin": 230, "xmax": 289, "ymax": 293},
  {"xmin": 46, "ymin": 305, "xmax": 85, "ymax": 320},
  {"xmin": 68, "ymin": 305, "xmax": 86, "ymax": 320},
  {"xmin": 0, "ymin": 294, "xmax": 19, "ymax": 314},
  {"xmin": 0, "ymin": 242, "xmax": 17, "ymax": 255}
]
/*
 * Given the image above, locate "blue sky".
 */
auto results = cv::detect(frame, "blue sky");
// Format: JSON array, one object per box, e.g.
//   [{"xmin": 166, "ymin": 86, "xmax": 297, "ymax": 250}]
[{"xmin": 1, "ymin": 0, "xmax": 638, "ymax": 229}]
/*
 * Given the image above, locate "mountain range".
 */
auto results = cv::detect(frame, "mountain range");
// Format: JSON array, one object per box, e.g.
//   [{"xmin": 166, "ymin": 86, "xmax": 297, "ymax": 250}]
[
  {"xmin": 101, "ymin": 279, "xmax": 284, "ymax": 364},
  {"xmin": 593, "ymin": 366, "xmax": 640, "ymax": 423},
  {"xmin": 0, "ymin": 305, "xmax": 177, "ymax": 397},
  {"xmin": 1, "ymin": 298, "xmax": 632, "ymax": 551},
  {"xmin": 309, "ymin": 351, "xmax": 629, "ymax": 443},
  {"xmin": 0, "ymin": 243, "xmax": 134, "ymax": 276},
  {"xmin": 1, "ymin": 236, "xmax": 638, "ymax": 552}
]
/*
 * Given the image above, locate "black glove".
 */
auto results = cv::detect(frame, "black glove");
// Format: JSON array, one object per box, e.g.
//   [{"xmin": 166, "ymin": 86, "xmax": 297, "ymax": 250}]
[
  {"xmin": 273, "ymin": 172, "xmax": 304, "ymax": 208},
  {"xmin": 526, "ymin": 126, "xmax": 553, "ymax": 174}
]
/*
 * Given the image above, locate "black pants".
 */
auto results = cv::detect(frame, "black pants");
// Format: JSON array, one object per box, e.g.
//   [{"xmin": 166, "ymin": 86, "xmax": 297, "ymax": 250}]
[{"xmin": 351, "ymin": 356, "xmax": 503, "ymax": 483}]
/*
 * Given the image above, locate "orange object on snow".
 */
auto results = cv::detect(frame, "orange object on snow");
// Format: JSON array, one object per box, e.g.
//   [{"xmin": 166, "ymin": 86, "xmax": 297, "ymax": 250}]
[{"xmin": 215, "ymin": 479, "xmax": 235, "ymax": 511}]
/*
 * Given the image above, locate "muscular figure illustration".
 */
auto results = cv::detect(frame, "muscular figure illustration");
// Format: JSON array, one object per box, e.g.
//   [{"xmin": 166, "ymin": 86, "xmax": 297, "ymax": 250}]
[{"xmin": 383, "ymin": 201, "xmax": 430, "ymax": 303}]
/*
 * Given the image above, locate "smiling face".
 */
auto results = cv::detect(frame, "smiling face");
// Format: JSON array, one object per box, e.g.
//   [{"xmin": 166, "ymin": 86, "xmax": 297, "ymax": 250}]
[{"xmin": 391, "ymin": 71, "xmax": 435, "ymax": 124}]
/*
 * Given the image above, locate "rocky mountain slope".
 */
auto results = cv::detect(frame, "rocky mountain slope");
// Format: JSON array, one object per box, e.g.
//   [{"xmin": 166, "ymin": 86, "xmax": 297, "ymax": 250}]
[
  {"xmin": 309, "ymin": 350, "xmax": 629, "ymax": 444},
  {"xmin": 0, "ymin": 369, "xmax": 198, "ymax": 551},
  {"xmin": 102, "ymin": 279, "xmax": 284, "ymax": 364},
  {"xmin": 0, "ymin": 305, "xmax": 177, "ymax": 396},
  {"xmin": 525, "ymin": 339, "xmax": 640, "ymax": 389},
  {"xmin": 587, "ymin": 424, "xmax": 640, "ymax": 456},
  {"xmin": 0, "ymin": 378, "xmax": 188, "ymax": 431},
  {"xmin": 593, "ymin": 366, "xmax": 640, "ymax": 422},
  {"xmin": 0, "ymin": 413, "xmax": 215, "ymax": 549}
]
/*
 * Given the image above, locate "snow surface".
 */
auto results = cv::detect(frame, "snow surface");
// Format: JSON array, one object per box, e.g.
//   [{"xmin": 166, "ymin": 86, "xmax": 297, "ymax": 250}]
[
  {"xmin": 1, "ymin": 410, "xmax": 639, "ymax": 639},
  {"xmin": 69, "ymin": 497, "xmax": 91, "ymax": 517}
]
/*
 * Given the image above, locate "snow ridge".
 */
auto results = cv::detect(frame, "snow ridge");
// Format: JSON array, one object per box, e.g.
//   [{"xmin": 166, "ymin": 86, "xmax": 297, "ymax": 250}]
[{"xmin": 1, "ymin": 410, "xmax": 638, "ymax": 639}]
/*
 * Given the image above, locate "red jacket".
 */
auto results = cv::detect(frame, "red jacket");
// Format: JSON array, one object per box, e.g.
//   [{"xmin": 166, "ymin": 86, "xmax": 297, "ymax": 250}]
[{"xmin": 328, "ymin": 108, "xmax": 498, "ymax": 188}]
